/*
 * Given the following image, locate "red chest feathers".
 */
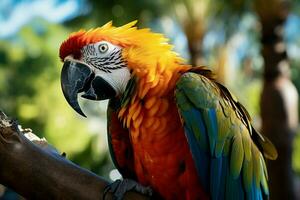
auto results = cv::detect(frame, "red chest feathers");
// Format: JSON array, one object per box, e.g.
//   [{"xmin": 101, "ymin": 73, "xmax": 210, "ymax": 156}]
[{"xmin": 110, "ymin": 99, "xmax": 208, "ymax": 200}]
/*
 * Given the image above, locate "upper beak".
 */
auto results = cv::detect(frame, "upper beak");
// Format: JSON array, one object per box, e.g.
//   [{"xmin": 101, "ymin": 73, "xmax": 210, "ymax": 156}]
[
  {"xmin": 61, "ymin": 60, "xmax": 93, "ymax": 117},
  {"xmin": 61, "ymin": 60, "xmax": 116, "ymax": 117}
]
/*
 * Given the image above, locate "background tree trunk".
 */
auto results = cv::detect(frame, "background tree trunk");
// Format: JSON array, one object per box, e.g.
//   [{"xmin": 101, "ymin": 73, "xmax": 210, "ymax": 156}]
[
  {"xmin": 254, "ymin": 1, "xmax": 298, "ymax": 199},
  {"xmin": 173, "ymin": 0, "xmax": 210, "ymax": 66}
]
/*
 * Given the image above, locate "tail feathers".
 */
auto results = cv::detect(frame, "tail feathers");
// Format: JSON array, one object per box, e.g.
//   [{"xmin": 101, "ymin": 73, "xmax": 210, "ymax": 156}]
[{"xmin": 251, "ymin": 127, "xmax": 278, "ymax": 160}]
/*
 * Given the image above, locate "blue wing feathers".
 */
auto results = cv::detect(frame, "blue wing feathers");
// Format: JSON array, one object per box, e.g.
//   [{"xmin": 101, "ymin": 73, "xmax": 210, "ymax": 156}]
[
  {"xmin": 249, "ymin": 181, "xmax": 263, "ymax": 200},
  {"xmin": 203, "ymin": 108, "xmax": 218, "ymax": 156},
  {"xmin": 225, "ymin": 159, "xmax": 245, "ymax": 200},
  {"xmin": 182, "ymin": 109, "xmax": 209, "ymax": 150},
  {"xmin": 176, "ymin": 72, "xmax": 269, "ymax": 200},
  {"xmin": 184, "ymin": 126, "xmax": 210, "ymax": 193},
  {"xmin": 183, "ymin": 107, "xmax": 248, "ymax": 200},
  {"xmin": 210, "ymin": 156, "xmax": 223, "ymax": 200}
]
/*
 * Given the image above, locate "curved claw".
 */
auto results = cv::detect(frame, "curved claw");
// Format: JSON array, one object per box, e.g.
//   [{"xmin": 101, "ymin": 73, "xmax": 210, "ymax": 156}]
[{"xmin": 103, "ymin": 179, "xmax": 153, "ymax": 200}]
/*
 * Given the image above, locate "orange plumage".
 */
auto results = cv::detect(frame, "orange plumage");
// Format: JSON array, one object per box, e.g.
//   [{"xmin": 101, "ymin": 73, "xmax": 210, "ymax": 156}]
[
  {"xmin": 60, "ymin": 20, "xmax": 277, "ymax": 200},
  {"xmin": 60, "ymin": 21, "xmax": 209, "ymax": 199}
]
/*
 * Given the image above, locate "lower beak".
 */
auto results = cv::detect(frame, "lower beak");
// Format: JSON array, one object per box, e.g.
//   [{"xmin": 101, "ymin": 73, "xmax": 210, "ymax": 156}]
[{"xmin": 61, "ymin": 60, "xmax": 116, "ymax": 117}]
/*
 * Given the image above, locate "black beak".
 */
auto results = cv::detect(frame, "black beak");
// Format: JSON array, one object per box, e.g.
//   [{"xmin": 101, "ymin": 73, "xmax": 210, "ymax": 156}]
[{"xmin": 61, "ymin": 60, "xmax": 116, "ymax": 117}]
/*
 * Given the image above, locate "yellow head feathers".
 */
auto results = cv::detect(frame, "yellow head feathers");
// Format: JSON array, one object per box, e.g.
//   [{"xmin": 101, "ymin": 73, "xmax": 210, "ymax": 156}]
[
  {"xmin": 60, "ymin": 21, "xmax": 188, "ymax": 99},
  {"xmin": 60, "ymin": 21, "xmax": 182, "ymax": 62}
]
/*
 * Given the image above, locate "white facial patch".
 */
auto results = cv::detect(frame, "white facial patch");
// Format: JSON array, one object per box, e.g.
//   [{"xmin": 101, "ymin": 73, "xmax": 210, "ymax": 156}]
[
  {"xmin": 80, "ymin": 41, "xmax": 131, "ymax": 96},
  {"xmin": 94, "ymin": 67, "xmax": 131, "ymax": 96},
  {"xmin": 81, "ymin": 41, "xmax": 119, "ymax": 59}
]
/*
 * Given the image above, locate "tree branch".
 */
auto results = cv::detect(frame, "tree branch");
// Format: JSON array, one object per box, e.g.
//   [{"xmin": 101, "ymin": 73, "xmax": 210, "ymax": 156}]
[{"xmin": 0, "ymin": 111, "xmax": 149, "ymax": 200}]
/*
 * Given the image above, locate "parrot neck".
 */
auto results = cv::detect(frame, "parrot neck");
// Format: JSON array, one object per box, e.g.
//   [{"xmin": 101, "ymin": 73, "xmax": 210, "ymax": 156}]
[
  {"xmin": 117, "ymin": 65, "xmax": 215, "ymax": 131},
  {"xmin": 117, "ymin": 63, "xmax": 191, "ymax": 128}
]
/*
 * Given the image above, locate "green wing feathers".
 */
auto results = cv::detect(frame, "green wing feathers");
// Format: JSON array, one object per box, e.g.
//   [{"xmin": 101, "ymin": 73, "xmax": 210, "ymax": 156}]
[{"xmin": 175, "ymin": 71, "xmax": 277, "ymax": 199}]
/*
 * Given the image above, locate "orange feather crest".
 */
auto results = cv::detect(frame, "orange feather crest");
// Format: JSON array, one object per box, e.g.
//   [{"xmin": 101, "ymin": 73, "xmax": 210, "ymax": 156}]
[{"xmin": 59, "ymin": 21, "xmax": 182, "ymax": 62}]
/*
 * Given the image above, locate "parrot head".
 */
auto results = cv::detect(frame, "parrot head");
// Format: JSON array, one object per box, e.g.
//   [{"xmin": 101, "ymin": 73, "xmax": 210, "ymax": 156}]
[{"xmin": 59, "ymin": 21, "xmax": 184, "ymax": 117}]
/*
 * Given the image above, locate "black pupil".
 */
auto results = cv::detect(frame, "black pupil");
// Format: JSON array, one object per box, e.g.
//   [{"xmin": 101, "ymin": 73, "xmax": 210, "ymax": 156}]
[{"xmin": 100, "ymin": 45, "xmax": 106, "ymax": 51}]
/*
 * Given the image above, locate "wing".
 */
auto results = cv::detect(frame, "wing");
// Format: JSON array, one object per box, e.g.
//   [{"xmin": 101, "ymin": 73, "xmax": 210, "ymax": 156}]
[
  {"xmin": 175, "ymin": 71, "xmax": 277, "ymax": 200},
  {"xmin": 107, "ymin": 99, "xmax": 136, "ymax": 179}
]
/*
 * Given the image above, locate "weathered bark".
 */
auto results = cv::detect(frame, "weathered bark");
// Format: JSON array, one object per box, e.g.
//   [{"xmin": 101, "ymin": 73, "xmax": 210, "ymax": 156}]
[
  {"xmin": 0, "ymin": 111, "xmax": 149, "ymax": 200},
  {"xmin": 254, "ymin": 0, "xmax": 298, "ymax": 199}
]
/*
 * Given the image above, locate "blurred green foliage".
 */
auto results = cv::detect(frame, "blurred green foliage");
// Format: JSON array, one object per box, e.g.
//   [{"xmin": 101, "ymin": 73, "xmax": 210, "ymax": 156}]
[{"xmin": 0, "ymin": 18, "xmax": 112, "ymax": 177}]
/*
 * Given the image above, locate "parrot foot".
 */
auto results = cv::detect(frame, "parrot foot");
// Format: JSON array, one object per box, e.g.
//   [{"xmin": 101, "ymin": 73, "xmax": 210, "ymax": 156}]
[{"xmin": 103, "ymin": 178, "xmax": 153, "ymax": 200}]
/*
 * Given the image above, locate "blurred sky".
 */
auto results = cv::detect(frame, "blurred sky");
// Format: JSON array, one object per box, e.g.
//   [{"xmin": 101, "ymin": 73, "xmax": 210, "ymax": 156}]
[
  {"xmin": 0, "ymin": 0, "xmax": 89, "ymax": 38},
  {"xmin": 286, "ymin": 14, "xmax": 300, "ymax": 59}
]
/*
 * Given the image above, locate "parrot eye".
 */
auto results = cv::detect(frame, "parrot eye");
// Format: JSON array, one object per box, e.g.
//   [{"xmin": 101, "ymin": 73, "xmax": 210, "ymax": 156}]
[{"xmin": 98, "ymin": 43, "xmax": 109, "ymax": 53}]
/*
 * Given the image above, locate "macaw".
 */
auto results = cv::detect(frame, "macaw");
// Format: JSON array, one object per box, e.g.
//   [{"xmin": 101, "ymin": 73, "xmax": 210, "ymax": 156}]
[{"xmin": 59, "ymin": 21, "xmax": 277, "ymax": 200}]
